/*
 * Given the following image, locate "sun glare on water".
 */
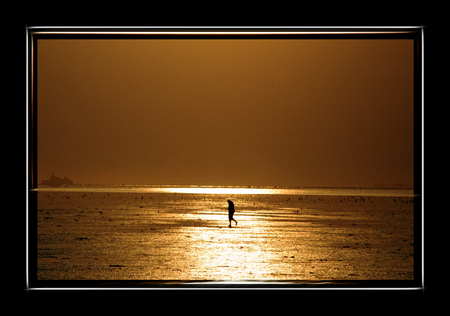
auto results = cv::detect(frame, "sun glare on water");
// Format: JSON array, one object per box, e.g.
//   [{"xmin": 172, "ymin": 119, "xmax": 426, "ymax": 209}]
[{"xmin": 159, "ymin": 187, "xmax": 272, "ymax": 195}]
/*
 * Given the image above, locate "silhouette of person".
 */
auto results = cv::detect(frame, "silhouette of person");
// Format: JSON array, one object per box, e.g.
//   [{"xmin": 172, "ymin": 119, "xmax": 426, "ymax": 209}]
[{"xmin": 227, "ymin": 200, "xmax": 238, "ymax": 227}]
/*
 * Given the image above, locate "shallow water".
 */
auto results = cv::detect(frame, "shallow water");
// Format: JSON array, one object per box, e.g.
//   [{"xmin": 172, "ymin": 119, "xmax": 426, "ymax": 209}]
[
  {"xmin": 36, "ymin": 191, "xmax": 415, "ymax": 281},
  {"xmin": 36, "ymin": 184, "xmax": 415, "ymax": 197}
]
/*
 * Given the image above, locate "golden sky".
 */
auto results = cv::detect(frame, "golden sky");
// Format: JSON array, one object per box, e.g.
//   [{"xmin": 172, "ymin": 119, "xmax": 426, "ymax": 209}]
[{"xmin": 37, "ymin": 38, "xmax": 414, "ymax": 187}]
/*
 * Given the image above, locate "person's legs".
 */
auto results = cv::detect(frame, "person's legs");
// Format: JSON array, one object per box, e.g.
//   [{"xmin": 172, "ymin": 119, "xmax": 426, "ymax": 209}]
[{"xmin": 229, "ymin": 212, "xmax": 237, "ymax": 227}]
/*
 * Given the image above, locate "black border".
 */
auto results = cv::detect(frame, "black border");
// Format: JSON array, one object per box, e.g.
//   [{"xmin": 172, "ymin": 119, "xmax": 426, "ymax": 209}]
[
  {"xmin": 30, "ymin": 27, "xmax": 419, "ymax": 40},
  {"xmin": 27, "ymin": 26, "xmax": 423, "ymax": 291}
]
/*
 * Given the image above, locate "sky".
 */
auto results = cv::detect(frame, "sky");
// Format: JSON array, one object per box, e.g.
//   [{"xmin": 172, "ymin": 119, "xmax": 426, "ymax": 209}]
[{"xmin": 37, "ymin": 38, "xmax": 415, "ymax": 187}]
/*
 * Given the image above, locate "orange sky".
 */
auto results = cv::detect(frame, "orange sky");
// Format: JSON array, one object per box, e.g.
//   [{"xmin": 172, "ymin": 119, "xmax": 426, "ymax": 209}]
[{"xmin": 37, "ymin": 38, "xmax": 414, "ymax": 187}]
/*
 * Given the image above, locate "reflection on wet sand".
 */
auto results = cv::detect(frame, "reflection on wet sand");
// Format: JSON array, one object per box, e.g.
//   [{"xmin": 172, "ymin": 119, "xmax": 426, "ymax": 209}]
[{"xmin": 37, "ymin": 191, "xmax": 415, "ymax": 281}]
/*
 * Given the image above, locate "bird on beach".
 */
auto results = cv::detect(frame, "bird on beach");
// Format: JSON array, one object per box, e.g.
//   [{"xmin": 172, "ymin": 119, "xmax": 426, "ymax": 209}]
[{"xmin": 227, "ymin": 200, "xmax": 238, "ymax": 228}]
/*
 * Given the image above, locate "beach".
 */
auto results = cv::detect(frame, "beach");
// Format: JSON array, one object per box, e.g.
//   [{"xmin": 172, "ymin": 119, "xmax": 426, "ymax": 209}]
[{"xmin": 36, "ymin": 190, "xmax": 415, "ymax": 281}]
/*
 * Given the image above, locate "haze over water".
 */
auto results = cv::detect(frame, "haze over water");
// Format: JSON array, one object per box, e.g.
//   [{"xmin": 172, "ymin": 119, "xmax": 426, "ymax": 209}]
[{"xmin": 37, "ymin": 38, "xmax": 414, "ymax": 189}]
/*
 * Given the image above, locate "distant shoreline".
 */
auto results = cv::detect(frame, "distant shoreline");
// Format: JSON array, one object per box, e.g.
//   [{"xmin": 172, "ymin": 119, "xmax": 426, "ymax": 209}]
[
  {"xmin": 37, "ymin": 183, "xmax": 414, "ymax": 190},
  {"xmin": 35, "ymin": 184, "xmax": 416, "ymax": 197}
]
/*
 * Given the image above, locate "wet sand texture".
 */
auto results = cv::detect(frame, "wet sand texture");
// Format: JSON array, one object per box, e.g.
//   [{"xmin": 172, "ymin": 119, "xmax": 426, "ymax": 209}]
[{"xmin": 37, "ymin": 191, "xmax": 414, "ymax": 280}]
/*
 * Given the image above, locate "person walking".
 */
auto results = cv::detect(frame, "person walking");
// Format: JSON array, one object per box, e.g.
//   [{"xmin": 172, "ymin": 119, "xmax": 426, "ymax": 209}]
[{"xmin": 227, "ymin": 199, "xmax": 238, "ymax": 227}]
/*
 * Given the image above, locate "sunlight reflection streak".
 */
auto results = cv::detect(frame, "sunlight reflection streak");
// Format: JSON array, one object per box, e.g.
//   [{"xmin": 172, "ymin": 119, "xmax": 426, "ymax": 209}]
[{"xmin": 161, "ymin": 187, "xmax": 271, "ymax": 195}]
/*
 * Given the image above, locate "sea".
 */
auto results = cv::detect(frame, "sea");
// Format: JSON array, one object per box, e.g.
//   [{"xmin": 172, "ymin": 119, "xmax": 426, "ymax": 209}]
[{"xmin": 36, "ymin": 184, "xmax": 416, "ymax": 197}]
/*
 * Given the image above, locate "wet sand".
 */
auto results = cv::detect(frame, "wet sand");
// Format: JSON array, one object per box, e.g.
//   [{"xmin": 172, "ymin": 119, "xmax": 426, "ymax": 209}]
[{"xmin": 37, "ymin": 191, "xmax": 415, "ymax": 281}]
